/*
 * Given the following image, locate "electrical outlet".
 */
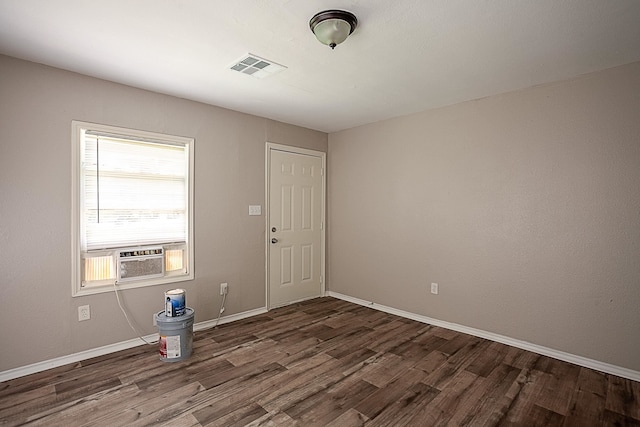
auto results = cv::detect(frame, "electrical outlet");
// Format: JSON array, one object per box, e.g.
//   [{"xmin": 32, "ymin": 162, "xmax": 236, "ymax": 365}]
[
  {"xmin": 220, "ymin": 282, "xmax": 228, "ymax": 295},
  {"xmin": 78, "ymin": 305, "xmax": 91, "ymax": 321},
  {"xmin": 430, "ymin": 283, "xmax": 439, "ymax": 295}
]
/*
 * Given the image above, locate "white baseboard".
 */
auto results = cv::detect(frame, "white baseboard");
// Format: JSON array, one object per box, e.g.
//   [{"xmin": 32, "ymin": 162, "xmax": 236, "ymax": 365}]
[
  {"xmin": 327, "ymin": 291, "xmax": 640, "ymax": 382},
  {"xmin": 194, "ymin": 307, "xmax": 268, "ymax": 332},
  {"xmin": 0, "ymin": 306, "xmax": 268, "ymax": 383}
]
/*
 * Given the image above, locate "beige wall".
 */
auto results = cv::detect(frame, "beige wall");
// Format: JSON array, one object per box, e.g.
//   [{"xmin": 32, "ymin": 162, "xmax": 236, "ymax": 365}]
[
  {"xmin": 2, "ymin": 52, "xmax": 639, "ymax": 375},
  {"xmin": 328, "ymin": 61, "xmax": 640, "ymax": 372},
  {"xmin": 0, "ymin": 55, "xmax": 327, "ymax": 372}
]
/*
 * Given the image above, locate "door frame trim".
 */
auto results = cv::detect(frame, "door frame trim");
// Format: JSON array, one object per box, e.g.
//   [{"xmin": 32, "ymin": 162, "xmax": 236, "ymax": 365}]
[{"xmin": 265, "ymin": 142, "xmax": 326, "ymax": 310}]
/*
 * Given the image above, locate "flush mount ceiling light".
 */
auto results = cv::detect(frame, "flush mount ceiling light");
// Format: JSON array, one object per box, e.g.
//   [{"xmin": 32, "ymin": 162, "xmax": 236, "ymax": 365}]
[{"xmin": 309, "ymin": 9, "xmax": 357, "ymax": 49}]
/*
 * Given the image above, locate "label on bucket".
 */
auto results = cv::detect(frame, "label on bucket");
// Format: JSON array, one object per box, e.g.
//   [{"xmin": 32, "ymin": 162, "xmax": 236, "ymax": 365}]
[{"xmin": 159, "ymin": 335, "xmax": 181, "ymax": 359}]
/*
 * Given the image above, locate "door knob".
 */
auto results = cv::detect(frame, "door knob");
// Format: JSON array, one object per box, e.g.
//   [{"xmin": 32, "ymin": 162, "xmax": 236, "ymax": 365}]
[{"xmin": 271, "ymin": 238, "xmax": 278, "ymax": 244}]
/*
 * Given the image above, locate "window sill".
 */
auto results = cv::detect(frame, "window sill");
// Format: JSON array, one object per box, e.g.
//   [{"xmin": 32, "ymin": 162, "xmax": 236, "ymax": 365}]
[{"xmin": 72, "ymin": 273, "xmax": 194, "ymax": 297}]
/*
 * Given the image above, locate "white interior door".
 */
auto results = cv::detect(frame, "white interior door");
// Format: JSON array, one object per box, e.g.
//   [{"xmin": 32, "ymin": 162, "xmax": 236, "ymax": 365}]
[{"xmin": 268, "ymin": 146, "xmax": 324, "ymax": 308}]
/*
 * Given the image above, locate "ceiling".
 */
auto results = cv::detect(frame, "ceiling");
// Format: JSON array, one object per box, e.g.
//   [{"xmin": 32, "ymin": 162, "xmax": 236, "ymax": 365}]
[{"xmin": 1, "ymin": 1, "xmax": 640, "ymax": 133}]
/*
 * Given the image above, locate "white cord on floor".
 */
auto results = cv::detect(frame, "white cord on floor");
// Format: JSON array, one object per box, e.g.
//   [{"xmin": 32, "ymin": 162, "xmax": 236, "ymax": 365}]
[
  {"xmin": 161, "ymin": 289, "xmax": 226, "ymax": 332},
  {"xmin": 212, "ymin": 292, "xmax": 227, "ymax": 328},
  {"xmin": 113, "ymin": 282, "xmax": 156, "ymax": 345}
]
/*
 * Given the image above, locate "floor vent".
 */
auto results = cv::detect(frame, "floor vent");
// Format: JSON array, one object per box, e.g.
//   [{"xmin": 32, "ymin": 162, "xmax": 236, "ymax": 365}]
[{"xmin": 229, "ymin": 54, "xmax": 286, "ymax": 79}]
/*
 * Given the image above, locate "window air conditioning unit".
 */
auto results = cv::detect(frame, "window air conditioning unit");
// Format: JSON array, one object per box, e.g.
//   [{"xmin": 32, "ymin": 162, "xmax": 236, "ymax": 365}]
[{"xmin": 117, "ymin": 247, "xmax": 164, "ymax": 282}]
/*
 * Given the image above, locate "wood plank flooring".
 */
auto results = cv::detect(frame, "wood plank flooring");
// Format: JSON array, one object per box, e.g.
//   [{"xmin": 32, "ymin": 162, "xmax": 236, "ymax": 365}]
[{"xmin": 1, "ymin": 297, "xmax": 639, "ymax": 426}]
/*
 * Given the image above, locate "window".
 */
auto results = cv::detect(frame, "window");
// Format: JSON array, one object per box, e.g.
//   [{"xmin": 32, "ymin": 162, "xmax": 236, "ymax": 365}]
[{"xmin": 72, "ymin": 121, "xmax": 194, "ymax": 296}]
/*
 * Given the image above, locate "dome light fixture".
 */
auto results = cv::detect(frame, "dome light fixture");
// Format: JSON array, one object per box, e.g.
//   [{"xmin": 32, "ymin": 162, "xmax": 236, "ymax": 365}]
[{"xmin": 309, "ymin": 10, "xmax": 358, "ymax": 49}]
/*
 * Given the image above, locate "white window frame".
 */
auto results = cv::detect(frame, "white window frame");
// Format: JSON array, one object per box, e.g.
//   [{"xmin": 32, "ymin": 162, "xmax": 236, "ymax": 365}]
[{"xmin": 71, "ymin": 121, "xmax": 194, "ymax": 296}]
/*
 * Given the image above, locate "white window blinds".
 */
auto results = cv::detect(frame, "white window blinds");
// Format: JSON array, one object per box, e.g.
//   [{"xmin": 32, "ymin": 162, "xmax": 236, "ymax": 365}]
[{"xmin": 81, "ymin": 131, "xmax": 189, "ymax": 251}]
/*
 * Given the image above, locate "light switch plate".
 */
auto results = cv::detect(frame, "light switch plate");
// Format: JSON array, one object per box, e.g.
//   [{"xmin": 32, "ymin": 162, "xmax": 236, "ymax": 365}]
[{"xmin": 249, "ymin": 205, "xmax": 262, "ymax": 216}]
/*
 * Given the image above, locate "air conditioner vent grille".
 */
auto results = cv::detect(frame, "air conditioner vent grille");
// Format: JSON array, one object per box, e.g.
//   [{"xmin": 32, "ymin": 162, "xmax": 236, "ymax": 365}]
[
  {"xmin": 229, "ymin": 54, "xmax": 286, "ymax": 79},
  {"xmin": 117, "ymin": 246, "xmax": 164, "ymax": 282}
]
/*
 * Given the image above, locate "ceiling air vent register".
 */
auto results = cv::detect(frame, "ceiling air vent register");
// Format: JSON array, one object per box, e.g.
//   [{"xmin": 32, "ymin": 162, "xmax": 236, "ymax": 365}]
[{"xmin": 229, "ymin": 54, "xmax": 286, "ymax": 79}]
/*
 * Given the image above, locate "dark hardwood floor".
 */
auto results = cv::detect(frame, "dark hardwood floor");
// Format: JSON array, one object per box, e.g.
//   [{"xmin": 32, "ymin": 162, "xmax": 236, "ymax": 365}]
[{"xmin": 1, "ymin": 297, "xmax": 639, "ymax": 426}]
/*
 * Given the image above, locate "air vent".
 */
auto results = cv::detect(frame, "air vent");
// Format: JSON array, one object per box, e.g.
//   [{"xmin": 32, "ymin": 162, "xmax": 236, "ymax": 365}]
[
  {"xmin": 117, "ymin": 246, "xmax": 164, "ymax": 282},
  {"xmin": 229, "ymin": 54, "xmax": 286, "ymax": 79}
]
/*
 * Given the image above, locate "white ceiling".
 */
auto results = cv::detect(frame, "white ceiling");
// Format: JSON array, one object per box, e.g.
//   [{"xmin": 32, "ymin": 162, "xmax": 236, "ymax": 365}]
[{"xmin": 1, "ymin": 1, "xmax": 640, "ymax": 133}]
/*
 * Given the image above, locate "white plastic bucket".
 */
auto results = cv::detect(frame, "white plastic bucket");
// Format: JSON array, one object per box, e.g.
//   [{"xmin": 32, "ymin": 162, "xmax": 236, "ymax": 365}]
[{"xmin": 155, "ymin": 307, "xmax": 194, "ymax": 362}]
